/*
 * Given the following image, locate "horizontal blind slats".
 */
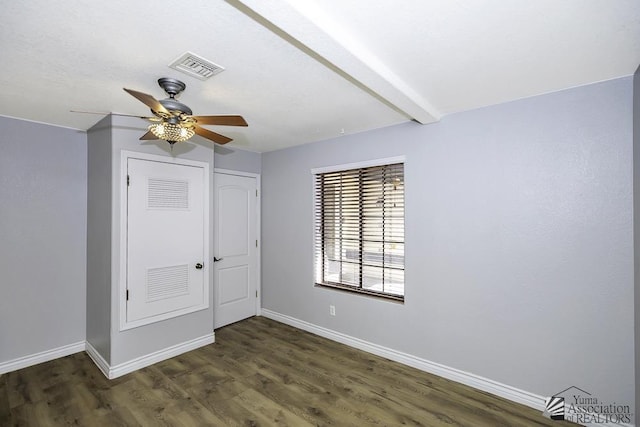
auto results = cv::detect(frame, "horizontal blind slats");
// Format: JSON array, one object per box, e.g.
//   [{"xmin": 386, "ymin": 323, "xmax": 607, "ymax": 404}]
[{"xmin": 314, "ymin": 162, "xmax": 404, "ymax": 299}]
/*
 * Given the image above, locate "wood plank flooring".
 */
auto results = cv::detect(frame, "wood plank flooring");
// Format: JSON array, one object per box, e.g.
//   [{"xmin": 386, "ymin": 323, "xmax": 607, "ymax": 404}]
[{"xmin": 0, "ymin": 316, "xmax": 576, "ymax": 426}]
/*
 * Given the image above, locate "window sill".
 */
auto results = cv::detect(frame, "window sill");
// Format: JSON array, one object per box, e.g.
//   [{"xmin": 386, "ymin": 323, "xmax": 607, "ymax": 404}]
[{"xmin": 315, "ymin": 282, "xmax": 404, "ymax": 303}]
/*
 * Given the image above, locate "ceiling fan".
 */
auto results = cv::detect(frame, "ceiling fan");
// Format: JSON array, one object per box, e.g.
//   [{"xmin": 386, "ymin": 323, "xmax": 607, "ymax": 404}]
[{"xmin": 122, "ymin": 77, "xmax": 247, "ymax": 146}]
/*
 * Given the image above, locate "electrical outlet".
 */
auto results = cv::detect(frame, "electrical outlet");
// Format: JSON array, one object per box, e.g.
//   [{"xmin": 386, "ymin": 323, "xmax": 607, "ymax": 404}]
[{"xmin": 329, "ymin": 305, "xmax": 336, "ymax": 316}]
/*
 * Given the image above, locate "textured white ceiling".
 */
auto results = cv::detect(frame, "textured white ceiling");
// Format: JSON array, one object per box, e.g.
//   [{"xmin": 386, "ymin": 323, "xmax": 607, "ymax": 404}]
[{"xmin": 1, "ymin": 0, "xmax": 638, "ymax": 152}]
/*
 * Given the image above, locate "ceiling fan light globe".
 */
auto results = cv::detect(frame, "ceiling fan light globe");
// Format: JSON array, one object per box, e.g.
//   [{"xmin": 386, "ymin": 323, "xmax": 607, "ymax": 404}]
[{"xmin": 148, "ymin": 122, "xmax": 194, "ymax": 143}]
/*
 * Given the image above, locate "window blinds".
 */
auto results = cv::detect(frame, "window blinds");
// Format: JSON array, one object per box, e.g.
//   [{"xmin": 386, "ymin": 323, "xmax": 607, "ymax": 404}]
[{"xmin": 314, "ymin": 162, "xmax": 405, "ymax": 299}]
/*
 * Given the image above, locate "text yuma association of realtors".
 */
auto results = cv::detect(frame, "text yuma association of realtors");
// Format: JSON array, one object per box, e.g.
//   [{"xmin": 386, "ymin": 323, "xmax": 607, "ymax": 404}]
[{"xmin": 567, "ymin": 394, "xmax": 631, "ymax": 424}]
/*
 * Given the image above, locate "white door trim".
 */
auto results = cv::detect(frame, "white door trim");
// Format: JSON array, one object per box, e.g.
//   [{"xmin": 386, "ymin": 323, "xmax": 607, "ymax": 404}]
[
  {"xmin": 119, "ymin": 150, "xmax": 210, "ymax": 331},
  {"xmin": 213, "ymin": 168, "xmax": 261, "ymax": 319}
]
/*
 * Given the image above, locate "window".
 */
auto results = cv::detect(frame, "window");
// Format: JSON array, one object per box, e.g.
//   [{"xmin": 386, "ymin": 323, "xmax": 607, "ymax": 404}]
[{"xmin": 314, "ymin": 161, "xmax": 405, "ymax": 301}]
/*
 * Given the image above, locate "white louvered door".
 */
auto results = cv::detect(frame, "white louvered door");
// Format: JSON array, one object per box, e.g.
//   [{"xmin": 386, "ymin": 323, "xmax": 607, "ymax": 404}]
[{"xmin": 126, "ymin": 157, "xmax": 208, "ymax": 325}]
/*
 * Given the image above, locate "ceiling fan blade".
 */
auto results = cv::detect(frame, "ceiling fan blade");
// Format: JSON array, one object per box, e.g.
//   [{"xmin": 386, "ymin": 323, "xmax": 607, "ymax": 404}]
[
  {"xmin": 139, "ymin": 131, "xmax": 159, "ymax": 140},
  {"xmin": 123, "ymin": 88, "xmax": 170, "ymax": 115},
  {"xmin": 193, "ymin": 125, "xmax": 233, "ymax": 145},
  {"xmin": 70, "ymin": 110, "xmax": 152, "ymax": 119},
  {"xmin": 191, "ymin": 115, "xmax": 248, "ymax": 127}
]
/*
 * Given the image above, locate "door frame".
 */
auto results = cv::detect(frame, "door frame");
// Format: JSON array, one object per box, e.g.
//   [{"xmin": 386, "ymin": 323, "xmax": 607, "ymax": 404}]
[
  {"xmin": 119, "ymin": 150, "xmax": 210, "ymax": 331},
  {"xmin": 214, "ymin": 168, "xmax": 262, "ymax": 321}
]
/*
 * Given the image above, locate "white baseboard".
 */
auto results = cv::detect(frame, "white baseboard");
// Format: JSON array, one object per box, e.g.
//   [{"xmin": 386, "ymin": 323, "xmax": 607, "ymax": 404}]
[
  {"xmin": 85, "ymin": 341, "xmax": 111, "ymax": 378},
  {"xmin": 2, "ymin": 322, "xmax": 633, "ymax": 427},
  {"xmin": 261, "ymin": 310, "xmax": 636, "ymax": 427},
  {"xmin": 3, "ymin": 333, "xmax": 216, "ymax": 381},
  {"xmin": 260, "ymin": 309, "xmax": 545, "ymax": 410},
  {"xmin": 0, "ymin": 341, "xmax": 86, "ymax": 375},
  {"xmin": 87, "ymin": 333, "xmax": 216, "ymax": 379}
]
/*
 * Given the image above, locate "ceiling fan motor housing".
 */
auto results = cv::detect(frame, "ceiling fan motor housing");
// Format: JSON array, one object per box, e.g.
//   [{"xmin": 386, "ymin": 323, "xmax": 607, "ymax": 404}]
[
  {"xmin": 156, "ymin": 77, "xmax": 192, "ymax": 116},
  {"xmin": 158, "ymin": 98, "xmax": 193, "ymax": 116}
]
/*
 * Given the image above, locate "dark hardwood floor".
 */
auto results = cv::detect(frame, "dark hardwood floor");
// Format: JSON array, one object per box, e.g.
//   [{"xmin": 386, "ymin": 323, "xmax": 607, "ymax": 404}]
[{"xmin": 0, "ymin": 316, "xmax": 575, "ymax": 426}]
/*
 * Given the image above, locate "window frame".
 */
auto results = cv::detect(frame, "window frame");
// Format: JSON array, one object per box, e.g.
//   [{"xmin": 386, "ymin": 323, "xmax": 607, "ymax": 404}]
[{"xmin": 312, "ymin": 156, "xmax": 406, "ymax": 302}]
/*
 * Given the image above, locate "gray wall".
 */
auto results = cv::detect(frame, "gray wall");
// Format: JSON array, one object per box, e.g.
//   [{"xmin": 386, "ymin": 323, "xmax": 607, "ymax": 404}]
[
  {"xmin": 86, "ymin": 116, "xmax": 112, "ymax": 363},
  {"xmin": 214, "ymin": 145, "xmax": 261, "ymax": 174},
  {"xmin": 634, "ymin": 65, "xmax": 640, "ymax": 427},
  {"xmin": 0, "ymin": 116, "xmax": 87, "ymax": 363},
  {"xmin": 262, "ymin": 77, "xmax": 634, "ymax": 409}
]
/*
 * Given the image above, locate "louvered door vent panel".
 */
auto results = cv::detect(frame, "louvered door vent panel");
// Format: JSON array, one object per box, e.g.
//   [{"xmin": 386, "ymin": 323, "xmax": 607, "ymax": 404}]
[
  {"xmin": 148, "ymin": 178, "xmax": 189, "ymax": 209},
  {"xmin": 146, "ymin": 264, "xmax": 189, "ymax": 302}
]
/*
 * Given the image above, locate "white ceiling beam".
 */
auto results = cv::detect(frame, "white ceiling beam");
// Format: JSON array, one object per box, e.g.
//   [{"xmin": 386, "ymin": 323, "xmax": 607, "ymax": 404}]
[{"xmin": 232, "ymin": 0, "xmax": 441, "ymax": 124}]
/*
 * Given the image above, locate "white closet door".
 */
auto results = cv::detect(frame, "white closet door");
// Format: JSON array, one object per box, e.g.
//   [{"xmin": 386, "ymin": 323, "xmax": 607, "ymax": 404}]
[
  {"xmin": 213, "ymin": 173, "xmax": 258, "ymax": 328},
  {"xmin": 126, "ymin": 158, "xmax": 207, "ymax": 324}
]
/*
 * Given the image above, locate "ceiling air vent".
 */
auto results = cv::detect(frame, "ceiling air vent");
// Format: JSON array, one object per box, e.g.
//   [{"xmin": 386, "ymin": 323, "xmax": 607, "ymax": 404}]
[{"xmin": 169, "ymin": 52, "xmax": 225, "ymax": 81}]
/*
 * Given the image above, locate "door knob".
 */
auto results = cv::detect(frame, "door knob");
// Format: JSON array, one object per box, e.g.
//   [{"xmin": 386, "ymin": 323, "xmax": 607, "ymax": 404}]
[
  {"xmin": 214, "ymin": 257, "xmax": 223, "ymax": 262},
  {"xmin": 195, "ymin": 263, "xmax": 203, "ymax": 269}
]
